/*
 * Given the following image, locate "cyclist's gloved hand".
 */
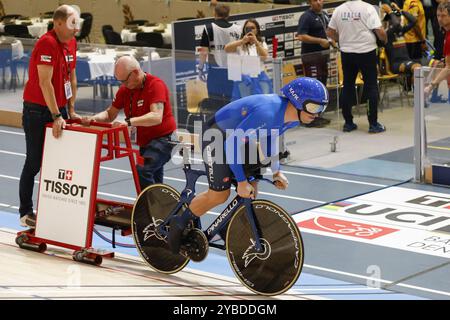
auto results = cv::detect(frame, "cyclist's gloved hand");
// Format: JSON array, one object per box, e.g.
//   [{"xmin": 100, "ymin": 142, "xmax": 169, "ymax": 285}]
[
  {"xmin": 237, "ymin": 181, "xmax": 255, "ymax": 199},
  {"xmin": 198, "ymin": 64, "xmax": 207, "ymax": 82},
  {"xmin": 273, "ymin": 171, "xmax": 289, "ymax": 190}
]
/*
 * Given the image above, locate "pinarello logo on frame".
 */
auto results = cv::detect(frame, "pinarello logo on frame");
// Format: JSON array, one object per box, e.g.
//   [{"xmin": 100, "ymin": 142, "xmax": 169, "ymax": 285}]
[{"xmin": 298, "ymin": 216, "xmax": 398, "ymax": 239}]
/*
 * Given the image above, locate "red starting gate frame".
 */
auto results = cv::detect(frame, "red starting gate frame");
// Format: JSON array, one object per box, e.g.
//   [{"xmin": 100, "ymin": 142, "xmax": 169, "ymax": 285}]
[{"xmin": 15, "ymin": 120, "xmax": 141, "ymax": 265}]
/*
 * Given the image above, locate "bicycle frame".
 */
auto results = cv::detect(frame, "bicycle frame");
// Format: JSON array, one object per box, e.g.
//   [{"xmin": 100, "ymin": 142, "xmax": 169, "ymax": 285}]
[{"xmin": 156, "ymin": 162, "xmax": 266, "ymax": 253}]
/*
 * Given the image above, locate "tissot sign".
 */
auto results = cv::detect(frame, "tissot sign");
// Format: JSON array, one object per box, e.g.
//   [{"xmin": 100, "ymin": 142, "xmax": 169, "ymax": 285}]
[
  {"xmin": 36, "ymin": 128, "xmax": 97, "ymax": 247},
  {"xmin": 295, "ymin": 187, "xmax": 450, "ymax": 258}
]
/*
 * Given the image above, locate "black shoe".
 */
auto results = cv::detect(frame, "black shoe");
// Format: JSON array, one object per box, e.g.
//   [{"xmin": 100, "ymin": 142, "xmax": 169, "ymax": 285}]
[
  {"xmin": 343, "ymin": 123, "xmax": 357, "ymax": 132},
  {"xmin": 368, "ymin": 122, "xmax": 386, "ymax": 133},
  {"xmin": 168, "ymin": 216, "xmax": 187, "ymax": 254}
]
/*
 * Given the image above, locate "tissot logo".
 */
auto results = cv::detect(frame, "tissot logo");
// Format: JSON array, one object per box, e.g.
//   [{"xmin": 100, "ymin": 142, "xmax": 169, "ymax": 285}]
[
  {"xmin": 43, "ymin": 169, "xmax": 87, "ymax": 198},
  {"xmin": 58, "ymin": 169, "xmax": 73, "ymax": 181}
]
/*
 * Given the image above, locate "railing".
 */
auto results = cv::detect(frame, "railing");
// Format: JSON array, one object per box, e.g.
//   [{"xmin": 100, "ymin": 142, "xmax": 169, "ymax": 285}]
[{"xmin": 0, "ymin": 35, "xmax": 419, "ymax": 181}]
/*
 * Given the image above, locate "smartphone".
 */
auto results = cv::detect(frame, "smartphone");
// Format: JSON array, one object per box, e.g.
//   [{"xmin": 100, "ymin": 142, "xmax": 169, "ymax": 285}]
[{"xmin": 244, "ymin": 27, "xmax": 253, "ymax": 34}]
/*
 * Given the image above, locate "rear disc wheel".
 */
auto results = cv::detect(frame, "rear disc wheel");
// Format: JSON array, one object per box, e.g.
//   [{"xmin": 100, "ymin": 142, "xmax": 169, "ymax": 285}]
[{"xmin": 132, "ymin": 184, "xmax": 189, "ymax": 274}]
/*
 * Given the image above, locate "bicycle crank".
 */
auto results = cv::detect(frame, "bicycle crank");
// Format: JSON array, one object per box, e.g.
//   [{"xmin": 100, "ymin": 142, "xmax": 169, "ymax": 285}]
[{"xmin": 180, "ymin": 228, "xmax": 209, "ymax": 262}]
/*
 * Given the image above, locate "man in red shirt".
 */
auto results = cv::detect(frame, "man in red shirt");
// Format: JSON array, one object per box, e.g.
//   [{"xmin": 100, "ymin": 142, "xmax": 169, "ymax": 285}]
[
  {"xmin": 19, "ymin": 5, "xmax": 81, "ymax": 228},
  {"xmin": 83, "ymin": 56, "xmax": 177, "ymax": 189},
  {"xmin": 425, "ymin": 2, "xmax": 450, "ymax": 95}
]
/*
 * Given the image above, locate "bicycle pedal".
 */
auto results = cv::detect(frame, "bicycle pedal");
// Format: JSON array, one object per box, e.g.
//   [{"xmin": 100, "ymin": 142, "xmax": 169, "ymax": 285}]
[{"xmin": 180, "ymin": 228, "xmax": 208, "ymax": 262}]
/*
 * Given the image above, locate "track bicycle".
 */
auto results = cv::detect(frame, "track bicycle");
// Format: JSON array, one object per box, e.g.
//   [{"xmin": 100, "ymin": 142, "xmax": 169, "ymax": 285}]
[{"xmin": 131, "ymin": 143, "xmax": 304, "ymax": 295}]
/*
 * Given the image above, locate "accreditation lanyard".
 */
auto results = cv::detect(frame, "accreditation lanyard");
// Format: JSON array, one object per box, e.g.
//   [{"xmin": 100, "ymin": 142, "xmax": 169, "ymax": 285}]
[
  {"xmin": 126, "ymin": 74, "xmax": 147, "ymax": 118},
  {"xmin": 59, "ymin": 42, "xmax": 73, "ymax": 99},
  {"xmin": 126, "ymin": 75, "xmax": 147, "ymax": 144}
]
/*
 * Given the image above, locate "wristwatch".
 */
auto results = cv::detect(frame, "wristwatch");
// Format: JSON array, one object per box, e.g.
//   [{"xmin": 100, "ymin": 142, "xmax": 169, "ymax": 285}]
[
  {"xmin": 125, "ymin": 118, "xmax": 132, "ymax": 126},
  {"xmin": 52, "ymin": 113, "xmax": 62, "ymax": 120}
]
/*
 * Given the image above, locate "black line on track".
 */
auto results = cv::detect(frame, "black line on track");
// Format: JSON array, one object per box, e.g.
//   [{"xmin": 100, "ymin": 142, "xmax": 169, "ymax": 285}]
[{"xmin": 381, "ymin": 261, "xmax": 450, "ymax": 290}]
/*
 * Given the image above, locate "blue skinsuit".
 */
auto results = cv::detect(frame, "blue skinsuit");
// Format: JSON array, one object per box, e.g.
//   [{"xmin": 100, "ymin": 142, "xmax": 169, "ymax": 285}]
[{"xmin": 213, "ymin": 94, "xmax": 299, "ymax": 182}]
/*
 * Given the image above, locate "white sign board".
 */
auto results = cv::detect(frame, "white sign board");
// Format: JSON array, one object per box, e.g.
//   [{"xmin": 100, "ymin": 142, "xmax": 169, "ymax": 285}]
[
  {"xmin": 35, "ymin": 128, "xmax": 98, "ymax": 247},
  {"xmin": 294, "ymin": 187, "xmax": 450, "ymax": 258}
]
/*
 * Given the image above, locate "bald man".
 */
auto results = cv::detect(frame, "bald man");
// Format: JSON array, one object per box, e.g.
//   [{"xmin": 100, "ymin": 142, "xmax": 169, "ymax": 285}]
[
  {"xmin": 19, "ymin": 5, "xmax": 81, "ymax": 228},
  {"xmin": 83, "ymin": 56, "xmax": 177, "ymax": 189}
]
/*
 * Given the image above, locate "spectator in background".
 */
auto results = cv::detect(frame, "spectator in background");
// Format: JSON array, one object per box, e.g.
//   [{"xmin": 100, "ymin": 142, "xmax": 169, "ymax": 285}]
[
  {"xmin": 425, "ymin": 2, "xmax": 450, "ymax": 99},
  {"xmin": 433, "ymin": 0, "xmax": 447, "ymax": 61},
  {"xmin": 403, "ymin": 0, "xmax": 426, "ymax": 60},
  {"xmin": 296, "ymin": 0, "xmax": 335, "ymax": 128},
  {"xmin": 428, "ymin": 0, "xmax": 449, "ymax": 102},
  {"xmin": 381, "ymin": 3, "xmax": 423, "ymax": 76},
  {"xmin": 198, "ymin": 4, "xmax": 241, "ymax": 110},
  {"xmin": 224, "ymin": 18, "xmax": 273, "ymax": 100},
  {"xmin": 422, "ymin": 0, "xmax": 438, "ymax": 39},
  {"xmin": 327, "ymin": 0, "xmax": 387, "ymax": 134}
]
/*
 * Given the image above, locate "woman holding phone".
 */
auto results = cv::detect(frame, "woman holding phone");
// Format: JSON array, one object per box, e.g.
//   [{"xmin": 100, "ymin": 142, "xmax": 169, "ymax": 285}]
[{"xmin": 225, "ymin": 19, "xmax": 272, "ymax": 100}]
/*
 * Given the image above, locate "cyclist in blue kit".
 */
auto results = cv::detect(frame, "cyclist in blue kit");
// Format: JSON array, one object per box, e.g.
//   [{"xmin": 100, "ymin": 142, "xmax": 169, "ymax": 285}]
[{"xmin": 168, "ymin": 77, "xmax": 329, "ymax": 253}]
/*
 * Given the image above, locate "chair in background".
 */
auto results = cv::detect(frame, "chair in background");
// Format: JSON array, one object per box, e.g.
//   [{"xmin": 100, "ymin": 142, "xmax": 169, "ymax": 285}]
[
  {"xmin": 136, "ymin": 32, "xmax": 163, "ymax": 48},
  {"xmin": 10, "ymin": 39, "xmax": 29, "ymax": 91},
  {"xmin": 377, "ymin": 47, "xmax": 409, "ymax": 109},
  {"xmin": 76, "ymin": 58, "xmax": 98, "ymax": 100},
  {"xmin": 76, "ymin": 12, "xmax": 93, "ymax": 43},
  {"xmin": 0, "ymin": 46, "xmax": 11, "ymax": 89},
  {"xmin": 4, "ymin": 24, "xmax": 33, "ymax": 38},
  {"xmin": 103, "ymin": 28, "xmax": 145, "ymax": 47},
  {"xmin": 103, "ymin": 29, "xmax": 123, "ymax": 45},
  {"xmin": 185, "ymin": 78, "xmax": 209, "ymax": 130},
  {"xmin": 101, "ymin": 24, "xmax": 114, "ymax": 40}
]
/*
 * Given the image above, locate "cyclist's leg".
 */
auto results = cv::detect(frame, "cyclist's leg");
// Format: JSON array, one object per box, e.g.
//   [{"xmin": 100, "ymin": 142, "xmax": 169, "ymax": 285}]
[{"xmin": 168, "ymin": 135, "xmax": 232, "ymax": 253}]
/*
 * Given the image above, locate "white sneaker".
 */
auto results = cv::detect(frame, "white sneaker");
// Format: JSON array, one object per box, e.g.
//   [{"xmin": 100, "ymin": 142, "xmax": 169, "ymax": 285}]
[{"xmin": 20, "ymin": 214, "xmax": 36, "ymax": 228}]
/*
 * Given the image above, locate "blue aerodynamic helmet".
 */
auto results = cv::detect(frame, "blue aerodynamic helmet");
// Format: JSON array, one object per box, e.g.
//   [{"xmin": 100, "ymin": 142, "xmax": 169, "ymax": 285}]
[{"xmin": 281, "ymin": 77, "xmax": 329, "ymax": 115}]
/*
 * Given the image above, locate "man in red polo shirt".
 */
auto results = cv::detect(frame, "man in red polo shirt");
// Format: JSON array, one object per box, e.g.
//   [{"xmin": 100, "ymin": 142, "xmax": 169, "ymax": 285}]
[
  {"xmin": 19, "ymin": 5, "xmax": 81, "ymax": 228},
  {"xmin": 425, "ymin": 2, "xmax": 450, "ymax": 96},
  {"xmin": 83, "ymin": 56, "xmax": 177, "ymax": 189}
]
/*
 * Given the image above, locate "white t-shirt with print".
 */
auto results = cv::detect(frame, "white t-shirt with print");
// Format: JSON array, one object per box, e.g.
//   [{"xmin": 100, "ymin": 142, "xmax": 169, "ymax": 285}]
[{"xmin": 328, "ymin": 0, "xmax": 382, "ymax": 53}]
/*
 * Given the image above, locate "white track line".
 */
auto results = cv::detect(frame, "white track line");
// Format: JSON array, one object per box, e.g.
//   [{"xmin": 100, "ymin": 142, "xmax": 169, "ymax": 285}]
[
  {"xmin": 0, "ymin": 154, "xmax": 326, "ymax": 204},
  {"xmin": 304, "ymin": 264, "xmax": 450, "ymax": 298}
]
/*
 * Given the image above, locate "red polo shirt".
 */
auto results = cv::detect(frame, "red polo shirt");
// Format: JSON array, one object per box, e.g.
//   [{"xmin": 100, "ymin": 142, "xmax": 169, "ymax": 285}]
[
  {"xmin": 23, "ymin": 30, "xmax": 77, "ymax": 108},
  {"xmin": 444, "ymin": 30, "xmax": 450, "ymax": 57},
  {"xmin": 112, "ymin": 73, "xmax": 177, "ymax": 147}
]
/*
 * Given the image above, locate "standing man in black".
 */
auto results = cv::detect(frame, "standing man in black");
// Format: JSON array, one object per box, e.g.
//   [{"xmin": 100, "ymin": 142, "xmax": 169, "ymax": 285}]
[
  {"xmin": 327, "ymin": 0, "xmax": 387, "ymax": 134},
  {"xmin": 296, "ymin": 0, "xmax": 335, "ymax": 127}
]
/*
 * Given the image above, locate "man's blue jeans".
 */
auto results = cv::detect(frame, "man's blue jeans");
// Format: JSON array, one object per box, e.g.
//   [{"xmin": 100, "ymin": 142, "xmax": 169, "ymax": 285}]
[
  {"xmin": 19, "ymin": 102, "xmax": 68, "ymax": 217},
  {"xmin": 137, "ymin": 135, "xmax": 174, "ymax": 189}
]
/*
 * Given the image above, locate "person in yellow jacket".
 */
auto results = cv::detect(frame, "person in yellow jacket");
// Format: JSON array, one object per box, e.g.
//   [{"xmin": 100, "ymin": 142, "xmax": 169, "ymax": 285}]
[{"xmin": 402, "ymin": 0, "xmax": 426, "ymax": 60}]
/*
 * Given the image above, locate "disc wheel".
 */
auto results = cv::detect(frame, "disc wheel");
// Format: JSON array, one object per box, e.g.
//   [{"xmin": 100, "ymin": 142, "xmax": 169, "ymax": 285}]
[
  {"xmin": 226, "ymin": 200, "xmax": 304, "ymax": 295},
  {"xmin": 132, "ymin": 184, "xmax": 189, "ymax": 274}
]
